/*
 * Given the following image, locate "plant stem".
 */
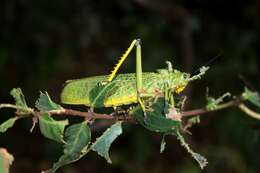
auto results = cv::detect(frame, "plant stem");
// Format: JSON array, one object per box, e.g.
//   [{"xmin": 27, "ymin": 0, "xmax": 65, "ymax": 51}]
[
  {"xmin": 238, "ymin": 104, "xmax": 260, "ymax": 120},
  {"xmin": 180, "ymin": 98, "xmax": 241, "ymax": 117},
  {"xmin": 62, "ymin": 109, "xmax": 114, "ymax": 119},
  {"xmin": 2, "ymin": 95, "xmax": 259, "ymax": 121}
]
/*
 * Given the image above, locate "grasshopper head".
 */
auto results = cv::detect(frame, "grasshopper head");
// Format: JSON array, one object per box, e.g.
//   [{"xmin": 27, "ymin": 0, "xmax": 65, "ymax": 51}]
[
  {"xmin": 162, "ymin": 61, "xmax": 209, "ymax": 94},
  {"xmin": 157, "ymin": 61, "xmax": 190, "ymax": 94},
  {"xmin": 170, "ymin": 70, "xmax": 190, "ymax": 94},
  {"xmin": 157, "ymin": 67, "xmax": 190, "ymax": 94},
  {"xmin": 158, "ymin": 61, "xmax": 209, "ymax": 94}
]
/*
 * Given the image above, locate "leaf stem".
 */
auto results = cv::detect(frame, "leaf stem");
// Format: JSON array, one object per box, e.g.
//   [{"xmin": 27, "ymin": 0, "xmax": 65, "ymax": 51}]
[
  {"xmin": 0, "ymin": 104, "xmax": 22, "ymax": 110},
  {"xmin": 0, "ymin": 104, "xmax": 34, "ymax": 114}
]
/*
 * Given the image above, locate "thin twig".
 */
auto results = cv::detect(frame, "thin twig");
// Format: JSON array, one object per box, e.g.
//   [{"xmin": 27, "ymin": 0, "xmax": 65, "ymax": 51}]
[
  {"xmin": 47, "ymin": 109, "xmax": 134, "ymax": 121},
  {"xmin": 0, "ymin": 104, "xmax": 19, "ymax": 110},
  {"xmin": 238, "ymin": 104, "xmax": 260, "ymax": 120},
  {"xmin": 0, "ymin": 104, "xmax": 34, "ymax": 116},
  {"xmin": 61, "ymin": 109, "xmax": 114, "ymax": 119},
  {"xmin": 180, "ymin": 98, "xmax": 242, "ymax": 117},
  {"xmin": 47, "ymin": 97, "xmax": 242, "ymax": 120},
  {"xmin": 1, "ymin": 95, "xmax": 258, "ymax": 122},
  {"xmin": 0, "ymin": 104, "xmax": 34, "ymax": 113}
]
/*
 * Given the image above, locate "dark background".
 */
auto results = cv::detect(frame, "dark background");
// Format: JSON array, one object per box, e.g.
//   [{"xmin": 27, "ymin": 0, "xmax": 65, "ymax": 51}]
[{"xmin": 1, "ymin": 0, "xmax": 260, "ymax": 172}]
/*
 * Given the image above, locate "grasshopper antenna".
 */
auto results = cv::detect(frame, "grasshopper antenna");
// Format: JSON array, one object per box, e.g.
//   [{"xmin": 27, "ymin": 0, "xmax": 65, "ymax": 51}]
[{"xmin": 191, "ymin": 51, "xmax": 222, "ymax": 76}]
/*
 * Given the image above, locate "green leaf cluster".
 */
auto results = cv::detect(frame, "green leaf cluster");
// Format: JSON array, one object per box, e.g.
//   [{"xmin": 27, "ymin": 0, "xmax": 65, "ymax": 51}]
[
  {"xmin": 45, "ymin": 122, "xmax": 91, "ymax": 173},
  {"xmin": 0, "ymin": 88, "xmax": 30, "ymax": 133},
  {"xmin": 1, "ymin": 88, "xmax": 125, "ymax": 173},
  {"xmin": 131, "ymin": 98, "xmax": 207, "ymax": 169},
  {"xmin": 45, "ymin": 121, "xmax": 123, "ymax": 173},
  {"xmin": 1, "ymin": 84, "xmax": 260, "ymax": 173}
]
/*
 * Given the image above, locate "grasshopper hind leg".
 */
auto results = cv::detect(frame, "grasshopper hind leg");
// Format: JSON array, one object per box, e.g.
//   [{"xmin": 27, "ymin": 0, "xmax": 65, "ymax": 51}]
[{"xmin": 106, "ymin": 39, "xmax": 148, "ymax": 122}]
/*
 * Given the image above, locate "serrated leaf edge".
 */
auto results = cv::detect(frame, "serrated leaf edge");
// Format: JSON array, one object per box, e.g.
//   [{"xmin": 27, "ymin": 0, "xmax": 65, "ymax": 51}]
[
  {"xmin": 39, "ymin": 114, "xmax": 68, "ymax": 143},
  {"xmin": 43, "ymin": 122, "xmax": 91, "ymax": 173},
  {"xmin": 35, "ymin": 91, "xmax": 64, "ymax": 112},
  {"xmin": 90, "ymin": 121, "xmax": 122, "ymax": 163}
]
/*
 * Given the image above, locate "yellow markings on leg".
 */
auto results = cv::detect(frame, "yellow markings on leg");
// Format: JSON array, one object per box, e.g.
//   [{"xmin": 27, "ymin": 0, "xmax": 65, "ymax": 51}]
[
  {"xmin": 107, "ymin": 39, "xmax": 137, "ymax": 82},
  {"xmin": 175, "ymin": 85, "xmax": 186, "ymax": 94}
]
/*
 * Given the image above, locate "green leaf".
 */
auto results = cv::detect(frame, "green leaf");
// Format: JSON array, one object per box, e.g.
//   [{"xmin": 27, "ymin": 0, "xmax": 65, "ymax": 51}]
[
  {"xmin": 10, "ymin": 88, "xmax": 29, "ymax": 113},
  {"xmin": 39, "ymin": 114, "xmax": 68, "ymax": 143},
  {"xmin": 242, "ymin": 87, "xmax": 260, "ymax": 108},
  {"xmin": 44, "ymin": 121, "xmax": 91, "ymax": 173},
  {"xmin": 35, "ymin": 92, "xmax": 64, "ymax": 112},
  {"xmin": 0, "ymin": 148, "xmax": 14, "ymax": 173},
  {"xmin": 131, "ymin": 98, "xmax": 181, "ymax": 133},
  {"xmin": 0, "ymin": 117, "xmax": 19, "ymax": 133},
  {"xmin": 91, "ymin": 121, "xmax": 122, "ymax": 163}
]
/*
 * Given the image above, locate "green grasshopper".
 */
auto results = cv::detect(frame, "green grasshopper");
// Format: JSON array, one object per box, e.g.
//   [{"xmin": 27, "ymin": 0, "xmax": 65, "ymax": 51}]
[
  {"xmin": 60, "ymin": 39, "xmax": 209, "ymax": 169},
  {"xmin": 61, "ymin": 39, "xmax": 208, "ymax": 111}
]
